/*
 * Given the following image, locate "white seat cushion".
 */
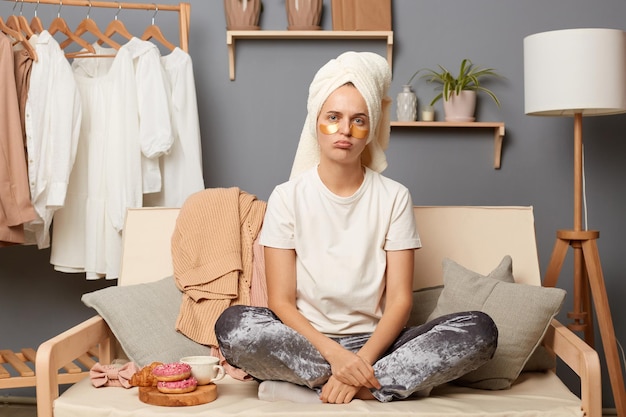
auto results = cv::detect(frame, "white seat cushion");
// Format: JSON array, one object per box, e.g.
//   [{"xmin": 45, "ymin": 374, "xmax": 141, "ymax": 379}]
[{"xmin": 54, "ymin": 373, "xmax": 582, "ymax": 417}]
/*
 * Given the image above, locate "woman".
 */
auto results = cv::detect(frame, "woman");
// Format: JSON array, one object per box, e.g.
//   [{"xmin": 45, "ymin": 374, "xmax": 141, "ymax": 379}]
[{"xmin": 215, "ymin": 51, "xmax": 497, "ymax": 404}]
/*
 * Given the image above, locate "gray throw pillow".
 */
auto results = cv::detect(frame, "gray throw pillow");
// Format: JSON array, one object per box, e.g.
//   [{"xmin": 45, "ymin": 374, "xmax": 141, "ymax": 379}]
[
  {"xmin": 82, "ymin": 276, "xmax": 213, "ymax": 366},
  {"xmin": 427, "ymin": 257, "xmax": 566, "ymax": 390},
  {"xmin": 410, "ymin": 255, "xmax": 513, "ymax": 327}
]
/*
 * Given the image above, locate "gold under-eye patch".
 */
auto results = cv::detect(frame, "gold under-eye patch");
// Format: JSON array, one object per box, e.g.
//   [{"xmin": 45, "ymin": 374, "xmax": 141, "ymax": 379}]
[
  {"xmin": 350, "ymin": 125, "xmax": 369, "ymax": 139},
  {"xmin": 319, "ymin": 123, "xmax": 339, "ymax": 135},
  {"xmin": 319, "ymin": 123, "xmax": 369, "ymax": 139}
]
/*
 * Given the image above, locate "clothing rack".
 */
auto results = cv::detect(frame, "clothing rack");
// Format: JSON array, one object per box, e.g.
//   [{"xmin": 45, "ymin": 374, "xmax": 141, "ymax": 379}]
[
  {"xmin": 2, "ymin": 0, "xmax": 190, "ymax": 51},
  {"xmin": 0, "ymin": 0, "xmax": 191, "ymax": 393}
]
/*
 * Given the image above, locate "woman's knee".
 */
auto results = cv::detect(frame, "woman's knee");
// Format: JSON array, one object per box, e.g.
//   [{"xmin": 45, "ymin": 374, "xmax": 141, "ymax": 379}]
[
  {"xmin": 470, "ymin": 311, "xmax": 498, "ymax": 347},
  {"xmin": 215, "ymin": 305, "xmax": 245, "ymax": 335},
  {"xmin": 431, "ymin": 311, "xmax": 498, "ymax": 353},
  {"xmin": 215, "ymin": 305, "xmax": 274, "ymax": 346}
]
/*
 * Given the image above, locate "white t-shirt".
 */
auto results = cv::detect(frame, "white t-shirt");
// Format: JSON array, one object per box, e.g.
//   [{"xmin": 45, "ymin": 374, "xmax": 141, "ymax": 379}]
[{"xmin": 259, "ymin": 166, "xmax": 421, "ymax": 337}]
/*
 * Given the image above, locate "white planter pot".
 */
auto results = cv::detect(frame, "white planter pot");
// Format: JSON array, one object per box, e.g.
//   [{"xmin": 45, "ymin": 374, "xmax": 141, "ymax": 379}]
[{"xmin": 443, "ymin": 90, "xmax": 476, "ymax": 122}]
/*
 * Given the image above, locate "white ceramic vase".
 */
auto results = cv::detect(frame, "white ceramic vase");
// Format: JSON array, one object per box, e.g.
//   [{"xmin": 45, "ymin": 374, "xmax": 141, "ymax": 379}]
[{"xmin": 396, "ymin": 85, "xmax": 417, "ymax": 121}]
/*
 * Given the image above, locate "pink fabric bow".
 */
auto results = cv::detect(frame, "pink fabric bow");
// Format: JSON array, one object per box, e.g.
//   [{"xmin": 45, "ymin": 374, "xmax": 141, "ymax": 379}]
[{"xmin": 90, "ymin": 362, "xmax": 139, "ymax": 388}]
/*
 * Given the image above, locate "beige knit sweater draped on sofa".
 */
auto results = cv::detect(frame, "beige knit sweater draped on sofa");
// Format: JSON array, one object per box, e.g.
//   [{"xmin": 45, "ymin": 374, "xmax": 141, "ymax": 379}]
[{"xmin": 171, "ymin": 187, "xmax": 266, "ymax": 347}]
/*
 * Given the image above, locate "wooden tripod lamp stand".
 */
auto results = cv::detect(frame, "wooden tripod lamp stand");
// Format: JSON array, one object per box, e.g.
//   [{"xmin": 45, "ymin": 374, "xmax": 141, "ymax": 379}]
[{"xmin": 524, "ymin": 28, "xmax": 626, "ymax": 417}]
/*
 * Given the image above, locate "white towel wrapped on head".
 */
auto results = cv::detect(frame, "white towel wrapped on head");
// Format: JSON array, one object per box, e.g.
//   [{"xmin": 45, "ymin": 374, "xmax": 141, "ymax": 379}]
[{"xmin": 290, "ymin": 51, "xmax": 392, "ymax": 179}]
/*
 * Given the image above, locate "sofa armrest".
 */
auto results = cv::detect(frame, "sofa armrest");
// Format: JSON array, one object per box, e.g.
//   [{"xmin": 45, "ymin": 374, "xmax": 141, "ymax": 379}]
[
  {"xmin": 543, "ymin": 319, "xmax": 601, "ymax": 417},
  {"xmin": 36, "ymin": 316, "xmax": 116, "ymax": 417}
]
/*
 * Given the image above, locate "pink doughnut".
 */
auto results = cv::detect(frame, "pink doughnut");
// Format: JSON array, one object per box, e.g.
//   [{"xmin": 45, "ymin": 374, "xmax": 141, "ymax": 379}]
[
  {"xmin": 156, "ymin": 376, "xmax": 198, "ymax": 394},
  {"xmin": 151, "ymin": 362, "xmax": 192, "ymax": 382}
]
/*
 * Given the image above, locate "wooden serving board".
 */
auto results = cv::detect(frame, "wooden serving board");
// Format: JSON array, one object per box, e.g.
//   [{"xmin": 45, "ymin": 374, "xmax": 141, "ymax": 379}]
[{"xmin": 138, "ymin": 384, "xmax": 217, "ymax": 407}]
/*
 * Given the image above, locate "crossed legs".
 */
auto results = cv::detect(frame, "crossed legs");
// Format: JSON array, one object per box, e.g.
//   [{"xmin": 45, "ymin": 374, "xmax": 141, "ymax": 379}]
[{"xmin": 215, "ymin": 305, "xmax": 497, "ymax": 402}]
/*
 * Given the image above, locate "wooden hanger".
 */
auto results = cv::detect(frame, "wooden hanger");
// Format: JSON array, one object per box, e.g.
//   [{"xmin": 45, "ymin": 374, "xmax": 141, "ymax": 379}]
[
  {"xmin": 0, "ymin": 15, "xmax": 24, "ymax": 42},
  {"xmin": 6, "ymin": 15, "xmax": 25, "ymax": 37},
  {"xmin": 30, "ymin": 15, "xmax": 43, "ymax": 34},
  {"xmin": 49, "ymin": 1, "xmax": 96, "ymax": 54},
  {"xmin": 98, "ymin": 3, "xmax": 132, "ymax": 46},
  {"xmin": 30, "ymin": 0, "xmax": 44, "ymax": 34},
  {"xmin": 141, "ymin": 5, "xmax": 175, "ymax": 51},
  {"xmin": 49, "ymin": 17, "xmax": 96, "ymax": 54},
  {"xmin": 59, "ymin": 1, "xmax": 121, "ymax": 51},
  {"xmin": 19, "ymin": 17, "xmax": 33, "ymax": 38},
  {"xmin": 12, "ymin": 0, "xmax": 35, "ymax": 38},
  {"xmin": 141, "ymin": 24, "xmax": 175, "ymax": 51},
  {"xmin": 0, "ymin": 9, "xmax": 37, "ymax": 60}
]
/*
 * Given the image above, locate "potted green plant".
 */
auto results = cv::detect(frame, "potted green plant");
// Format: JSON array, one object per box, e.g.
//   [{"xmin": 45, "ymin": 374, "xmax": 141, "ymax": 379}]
[{"xmin": 408, "ymin": 59, "xmax": 501, "ymax": 122}]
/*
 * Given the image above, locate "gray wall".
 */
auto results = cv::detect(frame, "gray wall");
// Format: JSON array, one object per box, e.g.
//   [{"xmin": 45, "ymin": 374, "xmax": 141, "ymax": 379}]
[{"xmin": 1, "ymin": 0, "xmax": 625, "ymax": 409}]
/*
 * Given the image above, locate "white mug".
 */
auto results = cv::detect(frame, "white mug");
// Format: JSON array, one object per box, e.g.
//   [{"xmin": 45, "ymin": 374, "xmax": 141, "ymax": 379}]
[{"xmin": 180, "ymin": 356, "xmax": 226, "ymax": 385}]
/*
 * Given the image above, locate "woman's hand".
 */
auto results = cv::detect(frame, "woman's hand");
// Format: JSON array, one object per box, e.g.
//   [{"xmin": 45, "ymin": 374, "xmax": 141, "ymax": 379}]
[
  {"xmin": 320, "ymin": 375, "xmax": 362, "ymax": 404},
  {"xmin": 326, "ymin": 347, "xmax": 380, "ymax": 390}
]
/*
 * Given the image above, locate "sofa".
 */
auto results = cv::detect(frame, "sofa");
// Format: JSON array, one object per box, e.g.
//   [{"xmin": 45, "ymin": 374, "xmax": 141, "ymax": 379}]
[{"xmin": 35, "ymin": 205, "xmax": 601, "ymax": 417}]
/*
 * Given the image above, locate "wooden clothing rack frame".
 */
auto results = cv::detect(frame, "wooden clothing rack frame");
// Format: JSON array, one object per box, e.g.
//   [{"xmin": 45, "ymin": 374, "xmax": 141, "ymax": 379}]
[
  {"xmin": 2, "ymin": 0, "xmax": 191, "ymax": 51},
  {"xmin": 0, "ymin": 0, "xmax": 190, "ymax": 393}
]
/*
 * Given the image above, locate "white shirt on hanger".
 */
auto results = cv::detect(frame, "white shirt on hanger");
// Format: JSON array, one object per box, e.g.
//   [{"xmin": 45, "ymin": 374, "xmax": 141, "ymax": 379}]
[
  {"xmin": 51, "ymin": 43, "xmax": 143, "ymax": 279},
  {"xmin": 143, "ymin": 46, "xmax": 205, "ymax": 208},
  {"xmin": 24, "ymin": 30, "xmax": 82, "ymax": 249},
  {"xmin": 124, "ymin": 37, "xmax": 174, "ymax": 195}
]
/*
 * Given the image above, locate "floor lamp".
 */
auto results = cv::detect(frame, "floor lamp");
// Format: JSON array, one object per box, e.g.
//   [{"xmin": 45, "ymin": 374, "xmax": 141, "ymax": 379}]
[{"xmin": 524, "ymin": 28, "xmax": 626, "ymax": 416}]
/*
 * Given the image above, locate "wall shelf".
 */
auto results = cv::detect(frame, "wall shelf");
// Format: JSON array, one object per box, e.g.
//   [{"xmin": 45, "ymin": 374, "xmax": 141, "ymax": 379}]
[
  {"xmin": 226, "ymin": 30, "xmax": 394, "ymax": 81},
  {"xmin": 390, "ymin": 121, "xmax": 506, "ymax": 169}
]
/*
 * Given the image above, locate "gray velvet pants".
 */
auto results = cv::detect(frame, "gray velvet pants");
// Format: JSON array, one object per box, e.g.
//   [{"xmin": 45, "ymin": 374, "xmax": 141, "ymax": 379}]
[{"xmin": 215, "ymin": 305, "xmax": 497, "ymax": 402}]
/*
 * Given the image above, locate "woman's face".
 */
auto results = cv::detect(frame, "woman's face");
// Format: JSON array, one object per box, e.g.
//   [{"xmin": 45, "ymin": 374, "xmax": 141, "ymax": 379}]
[{"xmin": 316, "ymin": 84, "xmax": 370, "ymax": 168}]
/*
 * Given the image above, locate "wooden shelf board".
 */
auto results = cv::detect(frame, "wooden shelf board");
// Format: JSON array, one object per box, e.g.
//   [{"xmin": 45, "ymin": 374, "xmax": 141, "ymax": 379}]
[
  {"xmin": 390, "ymin": 121, "xmax": 505, "ymax": 169},
  {"xmin": 226, "ymin": 30, "xmax": 393, "ymax": 80}
]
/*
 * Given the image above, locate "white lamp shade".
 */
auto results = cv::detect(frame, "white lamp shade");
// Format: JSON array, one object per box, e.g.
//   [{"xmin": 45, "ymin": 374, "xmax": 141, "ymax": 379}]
[{"xmin": 524, "ymin": 28, "xmax": 626, "ymax": 116}]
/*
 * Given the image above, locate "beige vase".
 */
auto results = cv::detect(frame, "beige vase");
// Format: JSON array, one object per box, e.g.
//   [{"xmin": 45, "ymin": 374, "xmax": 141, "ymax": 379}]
[
  {"xmin": 286, "ymin": 0, "xmax": 323, "ymax": 30},
  {"xmin": 443, "ymin": 90, "xmax": 477, "ymax": 122},
  {"xmin": 224, "ymin": 0, "xmax": 262, "ymax": 30}
]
